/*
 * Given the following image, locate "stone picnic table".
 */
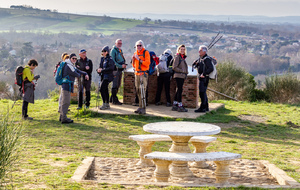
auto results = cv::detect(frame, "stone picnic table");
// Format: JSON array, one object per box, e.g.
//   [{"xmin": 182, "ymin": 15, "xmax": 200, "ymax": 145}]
[{"xmin": 143, "ymin": 121, "xmax": 221, "ymax": 178}]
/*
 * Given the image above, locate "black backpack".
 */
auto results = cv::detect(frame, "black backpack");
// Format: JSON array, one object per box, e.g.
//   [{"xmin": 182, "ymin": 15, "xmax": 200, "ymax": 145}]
[{"xmin": 15, "ymin": 66, "xmax": 24, "ymax": 86}]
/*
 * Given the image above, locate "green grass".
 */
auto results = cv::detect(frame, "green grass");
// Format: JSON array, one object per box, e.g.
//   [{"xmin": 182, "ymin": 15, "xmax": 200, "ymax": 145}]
[{"xmin": 0, "ymin": 97, "xmax": 299, "ymax": 189}]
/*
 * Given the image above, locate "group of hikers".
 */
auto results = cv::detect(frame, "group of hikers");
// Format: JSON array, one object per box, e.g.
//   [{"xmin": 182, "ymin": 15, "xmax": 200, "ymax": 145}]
[{"xmin": 20, "ymin": 39, "xmax": 215, "ymax": 124}]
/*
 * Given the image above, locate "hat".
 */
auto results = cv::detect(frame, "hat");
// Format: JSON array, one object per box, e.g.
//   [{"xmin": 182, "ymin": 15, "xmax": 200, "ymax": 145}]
[
  {"xmin": 69, "ymin": 53, "xmax": 77, "ymax": 59},
  {"xmin": 79, "ymin": 49, "xmax": 86, "ymax": 53},
  {"xmin": 101, "ymin": 46, "xmax": 110, "ymax": 52}
]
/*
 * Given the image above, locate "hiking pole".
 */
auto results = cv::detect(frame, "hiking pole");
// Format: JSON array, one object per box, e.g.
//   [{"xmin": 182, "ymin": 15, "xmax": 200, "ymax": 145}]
[
  {"xmin": 140, "ymin": 75, "xmax": 146, "ymax": 109},
  {"xmin": 208, "ymin": 35, "xmax": 223, "ymax": 50},
  {"xmin": 208, "ymin": 31, "xmax": 220, "ymax": 49},
  {"xmin": 96, "ymin": 74, "xmax": 101, "ymax": 109}
]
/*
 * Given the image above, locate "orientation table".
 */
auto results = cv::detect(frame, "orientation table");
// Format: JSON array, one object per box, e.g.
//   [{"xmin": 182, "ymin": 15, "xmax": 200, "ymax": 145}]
[{"xmin": 143, "ymin": 121, "xmax": 221, "ymax": 177}]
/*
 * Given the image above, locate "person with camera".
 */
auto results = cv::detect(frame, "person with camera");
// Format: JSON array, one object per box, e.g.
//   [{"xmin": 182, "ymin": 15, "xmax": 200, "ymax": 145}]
[
  {"xmin": 110, "ymin": 39, "xmax": 126, "ymax": 105},
  {"xmin": 22, "ymin": 59, "xmax": 40, "ymax": 120},
  {"xmin": 75, "ymin": 49, "xmax": 93, "ymax": 109},
  {"xmin": 60, "ymin": 54, "xmax": 89, "ymax": 124},
  {"xmin": 193, "ymin": 45, "xmax": 214, "ymax": 113},
  {"xmin": 97, "ymin": 46, "xmax": 115, "ymax": 110}
]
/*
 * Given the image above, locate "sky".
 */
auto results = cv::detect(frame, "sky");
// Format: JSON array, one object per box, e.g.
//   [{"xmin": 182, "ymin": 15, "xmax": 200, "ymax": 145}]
[{"xmin": 0, "ymin": 0, "xmax": 300, "ymax": 17}]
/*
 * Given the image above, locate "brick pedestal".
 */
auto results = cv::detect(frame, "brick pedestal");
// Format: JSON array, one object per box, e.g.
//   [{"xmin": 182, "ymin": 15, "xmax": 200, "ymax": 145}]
[{"xmin": 123, "ymin": 67, "xmax": 199, "ymax": 108}]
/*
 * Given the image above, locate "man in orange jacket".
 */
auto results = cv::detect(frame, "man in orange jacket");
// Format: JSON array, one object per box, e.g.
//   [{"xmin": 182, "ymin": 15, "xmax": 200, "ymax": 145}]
[{"xmin": 132, "ymin": 40, "xmax": 150, "ymax": 114}]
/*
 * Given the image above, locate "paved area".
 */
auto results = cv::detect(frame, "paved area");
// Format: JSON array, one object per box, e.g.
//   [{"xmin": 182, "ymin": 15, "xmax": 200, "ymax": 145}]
[{"xmin": 90, "ymin": 103, "xmax": 224, "ymax": 119}]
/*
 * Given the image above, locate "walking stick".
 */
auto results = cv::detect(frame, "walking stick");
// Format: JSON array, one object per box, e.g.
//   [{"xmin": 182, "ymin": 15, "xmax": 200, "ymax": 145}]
[{"xmin": 140, "ymin": 75, "xmax": 146, "ymax": 109}]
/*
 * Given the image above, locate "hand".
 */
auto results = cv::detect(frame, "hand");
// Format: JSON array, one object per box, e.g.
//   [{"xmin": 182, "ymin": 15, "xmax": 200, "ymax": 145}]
[
  {"xmin": 34, "ymin": 75, "xmax": 40, "ymax": 80},
  {"xmin": 85, "ymin": 66, "xmax": 90, "ymax": 70},
  {"xmin": 97, "ymin": 68, "xmax": 102, "ymax": 73},
  {"xmin": 122, "ymin": 64, "xmax": 127, "ymax": 69},
  {"xmin": 200, "ymin": 74, "xmax": 205, "ymax": 78},
  {"xmin": 85, "ymin": 75, "xmax": 89, "ymax": 80}
]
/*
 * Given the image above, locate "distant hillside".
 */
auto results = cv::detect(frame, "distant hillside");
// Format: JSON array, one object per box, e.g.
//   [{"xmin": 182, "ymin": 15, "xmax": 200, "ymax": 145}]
[
  {"xmin": 104, "ymin": 13, "xmax": 300, "ymax": 25},
  {"xmin": 0, "ymin": 7, "xmax": 142, "ymax": 35}
]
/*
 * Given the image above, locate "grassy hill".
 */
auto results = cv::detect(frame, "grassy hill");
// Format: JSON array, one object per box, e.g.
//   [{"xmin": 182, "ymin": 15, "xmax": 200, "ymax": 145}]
[
  {"xmin": 0, "ymin": 7, "xmax": 143, "ymax": 35},
  {"xmin": 0, "ymin": 96, "xmax": 299, "ymax": 189}
]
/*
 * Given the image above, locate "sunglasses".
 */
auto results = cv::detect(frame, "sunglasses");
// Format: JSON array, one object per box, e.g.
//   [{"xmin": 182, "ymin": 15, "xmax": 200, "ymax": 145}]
[
  {"xmin": 136, "ymin": 45, "xmax": 142, "ymax": 47},
  {"xmin": 102, "ymin": 51, "xmax": 107, "ymax": 53},
  {"xmin": 71, "ymin": 57, "xmax": 77, "ymax": 60}
]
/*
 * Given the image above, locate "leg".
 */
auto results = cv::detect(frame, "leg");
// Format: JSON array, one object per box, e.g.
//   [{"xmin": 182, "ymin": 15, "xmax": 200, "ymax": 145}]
[
  {"xmin": 22, "ymin": 100, "xmax": 29, "ymax": 118},
  {"xmin": 58, "ymin": 86, "xmax": 62, "ymax": 112},
  {"xmin": 61, "ymin": 90, "xmax": 71, "ymax": 122},
  {"xmin": 153, "ymin": 159, "xmax": 172, "ymax": 182},
  {"xmin": 155, "ymin": 76, "xmax": 163, "ymax": 103},
  {"xmin": 190, "ymin": 142, "xmax": 210, "ymax": 168},
  {"xmin": 164, "ymin": 75, "xmax": 171, "ymax": 104},
  {"xmin": 214, "ymin": 160, "xmax": 231, "ymax": 185},
  {"xmin": 78, "ymin": 77, "xmax": 83, "ymax": 108},
  {"xmin": 199, "ymin": 79, "xmax": 207, "ymax": 110},
  {"xmin": 136, "ymin": 141, "xmax": 155, "ymax": 167}
]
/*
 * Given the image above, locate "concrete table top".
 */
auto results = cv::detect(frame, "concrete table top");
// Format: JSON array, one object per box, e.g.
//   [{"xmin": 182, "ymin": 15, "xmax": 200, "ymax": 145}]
[{"xmin": 143, "ymin": 121, "xmax": 221, "ymax": 136}]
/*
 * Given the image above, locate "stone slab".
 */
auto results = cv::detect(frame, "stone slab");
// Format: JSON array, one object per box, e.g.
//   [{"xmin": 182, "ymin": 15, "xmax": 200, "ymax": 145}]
[
  {"xmin": 144, "ymin": 151, "xmax": 241, "ymax": 162},
  {"xmin": 89, "ymin": 102, "xmax": 224, "ymax": 119},
  {"xmin": 71, "ymin": 157, "xmax": 94, "ymax": 182}
]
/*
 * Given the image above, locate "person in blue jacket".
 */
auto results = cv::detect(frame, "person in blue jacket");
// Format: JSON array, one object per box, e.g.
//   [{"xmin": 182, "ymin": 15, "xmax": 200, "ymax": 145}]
[
  {"xmin": 60, "ymin": 54, "xmax": 89, "ymax": 124},
  {"xmin": 97, "ymin": 46, "xmax": 115, "ymax": 110}
]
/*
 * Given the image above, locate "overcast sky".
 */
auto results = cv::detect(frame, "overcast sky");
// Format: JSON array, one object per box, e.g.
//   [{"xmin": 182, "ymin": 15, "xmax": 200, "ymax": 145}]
[{"xmin": 0, "ymin": 0, "xmax": 300, "ymax": 17}]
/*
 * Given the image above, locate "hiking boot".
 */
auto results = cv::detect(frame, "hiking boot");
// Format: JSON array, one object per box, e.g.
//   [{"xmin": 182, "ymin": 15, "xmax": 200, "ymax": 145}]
[
  {"xmin": 100, "ymin": 103, "xmax": 109, "ymax": 110},
  {"xmin": 77, "ymin": 107, "xmax": 82, "ymax": 110},
  {"xmin": 134, "ymin": 108, "xmax": 142, "ymax": 113},
  {"xmin": 166, "ymin": 102, "xmax": 172, "ymax": 107},
  {"xmin": 194, "ymin": 108, "xmax": 206, "ymax": 113},
  {"xmin": 138, "ymin": 108, "xmax": 146, "ymax": 115},
  {"xmin": 85, "ymin": 106, "xmax": 89, "ymax": 109},
  {"xmin": 172, "ymin": 105, "xmax": 178, "ymax": 111},
  {"xmin": 113, "ymin": 101, "xmax": 123, "ymax": 105},
  {"xmin": 23, "ymin": 116, "xmax": 33, "ymax": 120},
  {"xmin": 59, "ymin": 115, "xmax": 62, "ymax": 121},
  {"xmin": 155, "ymin": 102, "xmax": 162, "ymax": 106},
  {"xmin": 61, "ymin": 118, "xmax": 73, "ymax": 124},
  {"xmin": 132, "ymin": 102, "xmax": 139, "ymax": 106},
  {"xmin": 178, "ymin": 106, "xmax": 188, "ymax": 112}
]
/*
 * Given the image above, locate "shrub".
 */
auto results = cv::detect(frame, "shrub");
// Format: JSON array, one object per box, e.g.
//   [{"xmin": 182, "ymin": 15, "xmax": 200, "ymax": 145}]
[
  {"xmin": 47, "ymin": 87, "xmax": 60, "ymax": 101},
  {"xmin": 0, "ymin": 110, "xmax": 23, "ymax": 186},
  {"xmin": 208, "ymin": 62, "xmax": 256, "ymax": 101},
  {"xmin": 265, "ymin": 73, "xmax": 300, "ymax": 104}
]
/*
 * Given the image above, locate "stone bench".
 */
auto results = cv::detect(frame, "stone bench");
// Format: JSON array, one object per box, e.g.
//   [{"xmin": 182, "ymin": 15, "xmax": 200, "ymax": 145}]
[
  {"xmin": 128, "ymin": 134, "xmax": 217, "ymax": 167},
  {"xmin": 144, "ymin": 151, "xmax": 241, "ymax": 184}
]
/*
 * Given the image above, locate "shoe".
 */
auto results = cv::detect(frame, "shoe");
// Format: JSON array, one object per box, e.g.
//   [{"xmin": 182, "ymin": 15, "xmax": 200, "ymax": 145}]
[
  {"xmin": 206, "ymin": 108, "xmax": 209, "ymax": 111},
  {"xmin": 166, "ymin": 102, "xmax": 172, "ymax": 107},
  {"xmin": 77, "ymin": 107, "xmax": 82, "ymax": 110},
  {"xmin": 61, "ymin": 118, "xmax": 73, "ymax": 124},
  {"xmin": 85, "ymin": 106, "xmax": 89, "ymax": 109},
  {"xmin": 194, "ymin": 108, "xmax": 206, "ymax": 113},
  {"xmin": 138, "ymin": 108, "xmax": 146, "ymax": 115},
  {"xmin": 134, "ymin": 108, "xmax": 142, "ymax": 113},
  {"xmin": 113, "ymin": 101, "xmax": 123, "ymax": 105},
  {"xmin": 23, "ymin": 116, "xmax": 33, "ymax": 120},
  {"xmin": 132, "ymin": 102, "xmax": 139, "ymax": 106},
  {"xmin": 59, "ymin": 115, "xmax": 62, "ymax": 121},
  {"xmin": 178, "ymin": 106, "xmax": 188, "ymax": 112},
  {"xmin": 155, "ymin": 102, "xmax": 162, "ymax": 106},
  {"xmin": 172, "ymin": 105, "xmax": 178, "ymax": 111},
  {"xmin": 100, "ymin": 103, "xmax": 109, "ymax": 110}
]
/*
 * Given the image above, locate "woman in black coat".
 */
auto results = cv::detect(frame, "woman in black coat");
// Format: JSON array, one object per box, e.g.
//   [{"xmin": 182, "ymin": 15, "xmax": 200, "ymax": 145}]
[{"xmin": 97, "ymin": 46, "xmax": 115, "ymax": 110}]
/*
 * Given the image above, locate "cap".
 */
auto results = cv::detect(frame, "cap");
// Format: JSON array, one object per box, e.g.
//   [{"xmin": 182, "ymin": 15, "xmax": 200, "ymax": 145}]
[
  {"xmin": 79, "ymin": 49, "xmax": 86, "ymax": 53},
  {"xmin": 101, "ymin": 46, "xmax": 110, "ymax": 52}
]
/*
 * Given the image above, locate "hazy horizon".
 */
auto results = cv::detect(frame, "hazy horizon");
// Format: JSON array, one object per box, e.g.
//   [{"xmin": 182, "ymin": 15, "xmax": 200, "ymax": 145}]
[{"xmin": 1, "ymin": 0, "xmax": 300, "ymax": 17}]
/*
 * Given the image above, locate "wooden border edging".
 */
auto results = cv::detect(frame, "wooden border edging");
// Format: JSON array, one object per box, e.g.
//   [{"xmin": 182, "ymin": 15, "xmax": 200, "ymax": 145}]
[
  {"xmin": 259, "ymin": 160, "xmax": 300, "ymax": 187},
  {"xmin": 71, "ymin": 157, "xmax": 95, "ymax": 182}
]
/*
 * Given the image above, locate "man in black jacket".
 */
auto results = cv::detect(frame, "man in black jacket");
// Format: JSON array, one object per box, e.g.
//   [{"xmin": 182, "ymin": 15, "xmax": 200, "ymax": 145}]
[
  {"xmin": 193, "ymin": 45, "xmax": 214, "ymax": 113},
  {"xmin": 75, "ymin": 49, "xmax": 93, "ymax": 109}
]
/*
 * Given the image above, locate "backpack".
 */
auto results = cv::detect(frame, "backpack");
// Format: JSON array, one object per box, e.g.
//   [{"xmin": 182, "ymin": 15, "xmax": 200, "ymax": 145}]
[
  {"xmin": 143, "ymin": 50, "xmax": 159, "ymax": 75},
  {"xmin": 157, "ymin": 53, "xmax": 170, "ymax": 74},
  {"xmin": 55, "ymin": 61, "xmax": 72, "ymax": 85},
  {"xmin": 15, "ymin": 66, "xmax": 24, "ymax": 86}
]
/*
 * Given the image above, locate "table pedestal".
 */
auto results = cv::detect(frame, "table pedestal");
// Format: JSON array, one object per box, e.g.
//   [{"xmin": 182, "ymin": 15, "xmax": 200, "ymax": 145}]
[
  {"xmin": 190, "ymin": 141, "xmax": 210, "ymax": 168},
  {"xmin": 137, "ymin": 141, "xmax": 155, "ymax": 167},
  {"xmin": 169, "ymin": 136, "xmax": 194, "ymax": 178}
]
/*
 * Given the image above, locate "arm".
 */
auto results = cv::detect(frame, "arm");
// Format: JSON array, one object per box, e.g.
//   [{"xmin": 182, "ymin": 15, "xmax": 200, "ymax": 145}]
[
  {"xmin": 204, "ymin": 58, "xmax": 214, "ymax": 75},
  {"xmin": 85, "ymin": 60, "xmax": 93, "ymax": 75},
  {"xmin": 110, "ymin": 48, "xmax": 122, "ymax": 68}
]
